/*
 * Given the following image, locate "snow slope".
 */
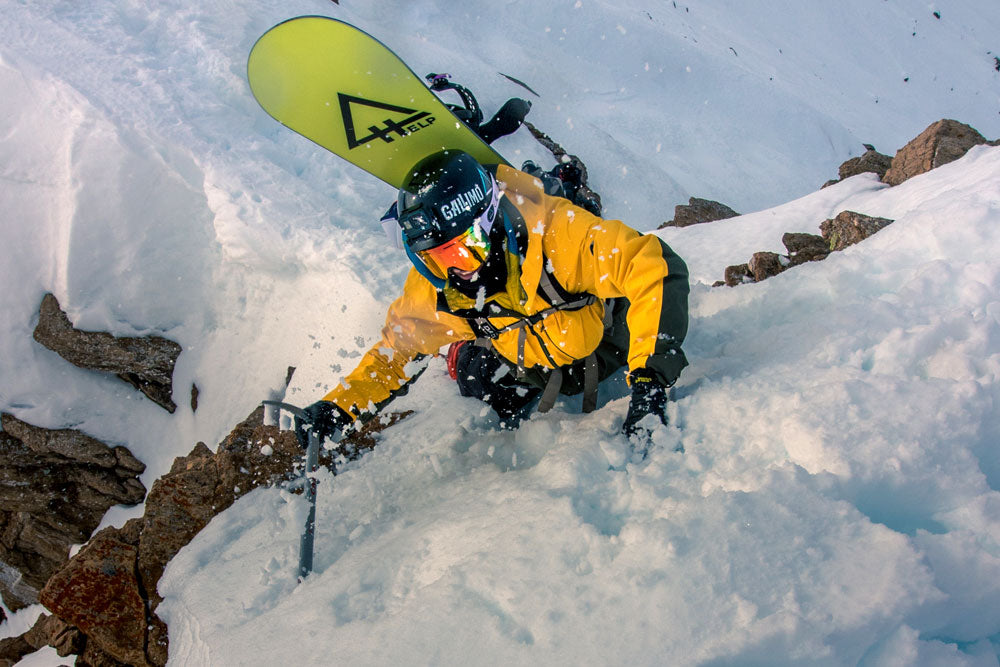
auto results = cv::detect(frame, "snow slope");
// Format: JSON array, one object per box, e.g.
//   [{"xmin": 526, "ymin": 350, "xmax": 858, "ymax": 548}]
[
  {"xmin": 2, "ymin": 0, "xmax": 1000, "ymax": 664},
  {"xmin": 158, "ymin": 146, "xmax": 1000, "ymax": 666}
]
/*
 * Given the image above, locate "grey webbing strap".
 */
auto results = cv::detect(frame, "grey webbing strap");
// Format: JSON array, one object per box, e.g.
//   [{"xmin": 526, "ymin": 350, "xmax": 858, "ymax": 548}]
[
  {"xmin": 582, "ymin": 353, "xmax": 599, "ymax": 413},
  {"xmin": 537, "ymin": 269, "xmax": 566, "ymax": 307},
  {"xmin": 517, "ymin": 328, "xmax": 527, "ymax": 378},
  {"xmin": 536, "ymin": 366, "xmax": 563, "ymax": 413}
]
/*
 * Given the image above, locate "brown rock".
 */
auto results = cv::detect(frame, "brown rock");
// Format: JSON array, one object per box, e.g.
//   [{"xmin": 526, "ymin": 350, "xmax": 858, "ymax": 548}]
[
  {"xmin": 748, "ymin": 252, "xmax": 788, "ymax": 282},
  {"xmin": 0, "ymin": 634, "xmax": 33, "ymax": 666},
  {"xmin": 0, "ymin": 415, "xmax": 145, "ymax": 612},
  {"xmin": 138, "ymin": 409, "xmax": 302, "ymax": 611},
  {"xmin": 35, "ymin": 402, "xmax": 410, "ymax": 665},
  {"xmin": 883, "ymin": 119, "xmax": 988, "ymax": 186},
  {"xmin": 660, "ymin": 197, "xmax": 740, "ymax": 228},
  {"xmin": 32, "ymin": 294, "xmax": 182, "ymax": 413},
  {"xmin": 76, "ymin": 640, "xmax": 133, "ymax": 667},
  {"xmin": 819, "ymin": 211, "xmax": 894, "ymax": 251},
  {"xmin": 838, "ymin": 147, "xmax": 893, "ymax": 181},
  {"xmin": 23, "ymin": 613, "xmax": 85, "ymax": 656},
  {"xmin": 724, "ymin": 263, "xmax": 752, "ymax": 287},
  {"xmin": 40, "ymin": 526, "xmax": 149, "ymax": 667},
  {"xmin": 782, "ymin": 232, "xmax": 831, "ymax": 266}
]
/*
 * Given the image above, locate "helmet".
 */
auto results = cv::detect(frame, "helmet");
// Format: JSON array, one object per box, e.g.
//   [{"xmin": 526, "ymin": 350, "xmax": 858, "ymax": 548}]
[{"xmin": 397, "ymin": 150, "xmax": 500, "ymax": 281}]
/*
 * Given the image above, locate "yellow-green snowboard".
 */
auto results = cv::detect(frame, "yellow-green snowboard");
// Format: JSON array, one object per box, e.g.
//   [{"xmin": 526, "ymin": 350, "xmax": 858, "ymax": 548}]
[{"xmin": 248, "ymin": 16, "xmax": 506, "ymax": 188}]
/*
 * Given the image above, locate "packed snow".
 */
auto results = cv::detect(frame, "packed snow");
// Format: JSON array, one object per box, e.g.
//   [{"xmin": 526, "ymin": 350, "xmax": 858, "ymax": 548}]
[{"xmin": 2, "ymin": 0, "xmax": 1000, "ymax": 664}]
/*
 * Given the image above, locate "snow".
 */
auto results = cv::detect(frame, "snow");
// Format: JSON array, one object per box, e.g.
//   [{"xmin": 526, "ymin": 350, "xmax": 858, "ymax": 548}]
[{"xmin": 2, "ymin": 0, "xmax": 1000, "ymax": 665}]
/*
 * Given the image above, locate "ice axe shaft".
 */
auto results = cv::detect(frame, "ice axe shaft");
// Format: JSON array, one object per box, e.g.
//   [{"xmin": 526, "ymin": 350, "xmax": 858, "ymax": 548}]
[{"xmin": 262, "ymin": 400, "xmax": 331, "ymax": 580}]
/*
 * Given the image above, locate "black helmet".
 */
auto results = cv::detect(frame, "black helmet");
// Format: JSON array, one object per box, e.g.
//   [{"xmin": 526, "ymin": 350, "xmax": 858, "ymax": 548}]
[{"xmin": 397, "ymin": 150, "xmax": 499, "ymax": 252}]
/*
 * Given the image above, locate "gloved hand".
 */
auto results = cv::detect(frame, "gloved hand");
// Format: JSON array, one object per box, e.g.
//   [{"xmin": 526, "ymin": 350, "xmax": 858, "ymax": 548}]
[
  {"xmin": 622, "ymin": 370, "xmax": 670, "ymax": 458},
  {"xmin": 293, "ymin": 400, "xmax": 353, "ymax": 449}
]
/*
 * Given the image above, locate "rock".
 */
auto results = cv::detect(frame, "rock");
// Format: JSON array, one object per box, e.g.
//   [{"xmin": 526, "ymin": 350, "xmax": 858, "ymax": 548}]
[
  {"xmin": 0, "ymin": 414, "xmax": 145, "ymax": 612},
  {"xmin": 37, "ymin": 401, "xmax": 411, "ymax": 665},
  {"xmin": 137, "ymin": 408, "xmax": 302, "ymax": 612},
  {"xmin": 23, "ymin": 614, "xmax": 85, "ymax": 657},
  {"xmin": 883, "ymin": 119, "xmax": 988, "ymax": 186},
  {"xmin": 819, "ymin": 211, "xmax": 894, "ymax": 251},
  {"xmin": 40, "ymin": 524, "xmax": 149, "ymax": 666},
  {"xmin": 76, "ymin": 640, "xmax": 133, "ymax": 667},
  {"xmin": 32, "ymin": 294, "xmax": 182, "ymax": 413},
  {"xmin": 782, "ymin": 232, "xmax": 831, "ymax": 266},
  {"xmin": 748, "ymin": 252, "xmax": 788, "ymax": 282},
  {"xmin": 724, "ymin": 263, "xmax": 752, "ymax": 287},
  {"xmin": 660, "ymin": 197, "xmax": 740, "ymax": 228},
  {"xmin": 838, "ymin": 146, "xmax": 893, "ymax": 181},
  {"xmin": 39, "ymin": 406, "xmax": 301, "ymax": 665},
  {"xmin": 0, "ymin": 634, "xmax": 33, "ymax": 667}
]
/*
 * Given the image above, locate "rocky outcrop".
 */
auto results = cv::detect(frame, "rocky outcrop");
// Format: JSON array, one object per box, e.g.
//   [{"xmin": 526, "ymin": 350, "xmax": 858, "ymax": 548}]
[
  {"xmin": 0, "ymin": 414, "xmax": 145, "ymax": 612},
  {"xmin": 0, "ymin": 613, "xmax": 85, "ymax": 666},
  {"xmin": 39, "ymin": 406, "xmax": 302, "ymax": 666},
  {"xmin": 748, "ymin": 252, "xmax": 788, "ymax": 282},
  {"xmin": 782, "ymin": 232, "xmax": 830, "ymax": 266},
  {"xmin": 837, "ymin": 145, "xmax": 893, "ymax": 181},
  {"xmin": 34, "ymin": 405, "xmax": 409, "ymax": 665},
  {"xmin": 718, "ymin": 212, "xmax": 893, "ymax": 287},
  {"xmin": 32, "ymin": 294, "xmax": 182, "ymax": 413},
  {"xmin": 882, "ymin": 119, "xmax": 989, "ymax": 186},
  {"xmin": 660, "ymin": 197, "xmax": 740, "ymax": 228},
  {"xmin": 41, "ymin": 520, "xmax": 156, "ymax": 666},
  {"xmin": 714, "ymin": 121, "xmax": 992, "ymax": 288},
  {"xmin": 820, "ymin": 211, "xmax": 895, "ymax": 251}
]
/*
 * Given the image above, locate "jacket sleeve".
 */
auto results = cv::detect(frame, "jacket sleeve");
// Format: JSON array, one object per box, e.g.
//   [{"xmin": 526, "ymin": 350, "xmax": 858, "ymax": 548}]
[
  {"xmin": 321, "ymin": 268, "xmax": 474, "ymax": 421},
  {"xmin": 545, "ymin": 199, "xmax": 690, "ymax": 387}
]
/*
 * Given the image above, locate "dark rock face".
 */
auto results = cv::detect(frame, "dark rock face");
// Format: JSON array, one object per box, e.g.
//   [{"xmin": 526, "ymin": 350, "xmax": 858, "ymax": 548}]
[
  {"xmin": 718, "ymin": 213, "xmax": 892, "ymax": 288},
  {"xmin": 819, "ymin": 211, "xmax": 894, "ymax": 251},
  {"xmin": 0, "ymin": 613, "xmax": 85, "ymax": 666},
  {"xmin": 782, "ymin": 232, "xmax": 830, "ymax": 266},
  {"xmin": 0, "ymin": 414, "xmax": 145, "ymax": 612},
  {"xmin": 33, "ymin": 405, "xmax": 411, "ymax": 665},
  {"xmin": 32, "ymin": 294, "xmax": 182, "ymax": 413},
  {"xmin": 660, "ymin": 197, "xmax": 740, "ymax": 228},
  {"xmin": 748, "ymin": 252, "xmax": 787, "ymax": 282},
  {"xmin": 40, "ymin": 407, "xmax": 303, "ymax": 666},
  {"xmin": 883, "ymin": 119, "xmax": 988, "ymax": 186},
  {"xmin": 838, "ymin": 147, "xmax": 893, "ymax": 181},
  {"xmin": 40, "ymin": 523, "xmax": 149, "ymax": 666},
  {"xmin": 724, "ymin": 263, "xmax": 752, "ymax": 287}
]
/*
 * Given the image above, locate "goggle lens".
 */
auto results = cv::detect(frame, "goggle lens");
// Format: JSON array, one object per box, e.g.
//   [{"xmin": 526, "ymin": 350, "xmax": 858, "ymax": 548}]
[{"xmin": 416, "ymin": 221, "xmax": 491, "ymax": 279}]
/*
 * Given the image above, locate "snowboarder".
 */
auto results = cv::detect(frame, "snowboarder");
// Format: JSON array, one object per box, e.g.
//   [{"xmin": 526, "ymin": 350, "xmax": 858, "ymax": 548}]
[{"xmin": 295, "ymin": 150, "xmax": 690, "ymax": 458}]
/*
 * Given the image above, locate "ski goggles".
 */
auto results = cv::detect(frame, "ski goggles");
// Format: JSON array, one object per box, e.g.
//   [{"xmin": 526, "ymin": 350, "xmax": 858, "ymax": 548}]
[{"xmin": 414, "ymin": 219, "xmax": 492, "ymax": 279}]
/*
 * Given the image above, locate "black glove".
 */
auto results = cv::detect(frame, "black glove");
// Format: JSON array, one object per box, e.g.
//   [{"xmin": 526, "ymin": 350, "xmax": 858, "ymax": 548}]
[
  {"xmin": 294, "ymin": 400, "xmax": 353, "ymax": 449},
  {"xmin": 622, "ymin": 370, "xmax": 670, "ymax": 458}
]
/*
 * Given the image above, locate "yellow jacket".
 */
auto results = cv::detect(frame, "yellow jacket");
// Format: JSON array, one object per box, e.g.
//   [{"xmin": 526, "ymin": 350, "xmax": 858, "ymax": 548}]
[{"xmin": 324, "ymin": 164, "xmax": 689, "ymax": 421}]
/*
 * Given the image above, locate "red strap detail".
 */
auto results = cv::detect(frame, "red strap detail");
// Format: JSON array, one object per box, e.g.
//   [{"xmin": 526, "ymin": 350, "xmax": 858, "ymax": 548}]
[{"xmin": 446, "ymin": 341, "xmax": 468, "ymax": 380}]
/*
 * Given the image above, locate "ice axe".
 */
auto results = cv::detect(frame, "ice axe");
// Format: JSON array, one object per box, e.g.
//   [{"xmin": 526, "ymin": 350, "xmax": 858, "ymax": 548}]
[{"xmin": 262, "ymin": 400, "xmax": 340, "ymax": 580}]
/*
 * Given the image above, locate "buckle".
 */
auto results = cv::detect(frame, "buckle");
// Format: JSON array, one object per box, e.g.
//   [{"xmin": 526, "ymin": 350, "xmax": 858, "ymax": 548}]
[{"xmin": 473, "ymin": 318, "xmax": 502, "ymax": 339}]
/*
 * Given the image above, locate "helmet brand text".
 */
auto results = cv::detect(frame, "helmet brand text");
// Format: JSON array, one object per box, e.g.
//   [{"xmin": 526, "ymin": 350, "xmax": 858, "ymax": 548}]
[{"xmin": 440, "ymin": 184, "xmax": 485, "ymax": 221}]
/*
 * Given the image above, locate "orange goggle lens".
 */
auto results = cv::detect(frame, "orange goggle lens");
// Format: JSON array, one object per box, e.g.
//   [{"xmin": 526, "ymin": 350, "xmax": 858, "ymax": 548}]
[{"xmin": 416, "ymin": 223, "xmax": 491, "ymax": 279}]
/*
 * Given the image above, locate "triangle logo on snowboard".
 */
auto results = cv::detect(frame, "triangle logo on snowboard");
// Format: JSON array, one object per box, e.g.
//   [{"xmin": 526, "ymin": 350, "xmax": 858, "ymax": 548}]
[
  {"xmin": 247, "ymin": 16, "xmax": 506, "ymax": 188},
  {"xmin": 337, "ymin": 93, "xmax": 435, "ymax": 150}
]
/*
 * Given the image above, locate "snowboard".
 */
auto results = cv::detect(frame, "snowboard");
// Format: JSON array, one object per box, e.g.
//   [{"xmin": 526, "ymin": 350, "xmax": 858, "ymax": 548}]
[{"xmin": 247, "ymin": 16, "xmax": 507, "ymax": 188}]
